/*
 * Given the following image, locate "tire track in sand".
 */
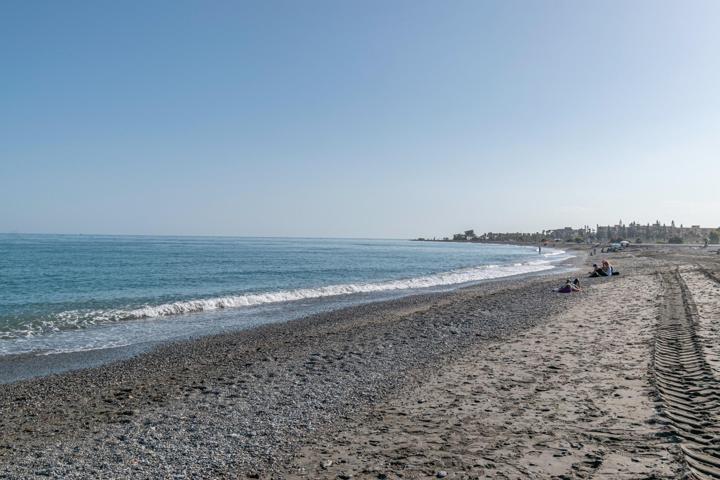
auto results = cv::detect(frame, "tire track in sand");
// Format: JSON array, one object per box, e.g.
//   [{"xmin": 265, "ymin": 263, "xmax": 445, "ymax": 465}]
[
  {"xmin": 698, "ymin": 267, "xmax": 720, "ymax": 286},
  {"xmin": 654, "ymin": 269, "xmax": 720, "ymax": 479}
]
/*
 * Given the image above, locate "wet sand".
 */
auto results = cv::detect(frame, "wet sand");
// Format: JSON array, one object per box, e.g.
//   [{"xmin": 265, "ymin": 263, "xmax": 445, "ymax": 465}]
[{"xmin": 2, "ymin": 245, "xmax": 720, "ymax": 479}]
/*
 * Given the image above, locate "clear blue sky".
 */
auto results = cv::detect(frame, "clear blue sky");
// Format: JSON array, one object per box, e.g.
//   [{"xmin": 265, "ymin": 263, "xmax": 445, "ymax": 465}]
[{"xmin": 2, "ymin": 0, "xmax": 719, "ymax": 237}]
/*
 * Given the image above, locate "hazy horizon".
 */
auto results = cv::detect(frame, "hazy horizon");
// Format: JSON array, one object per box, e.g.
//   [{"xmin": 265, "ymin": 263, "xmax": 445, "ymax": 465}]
[
  {"xmin": 2, "ymin": 214, "xmax": 717, "ymax": 240},
  {"xmin": 3, "ymin": 1, "xmax": 719, "ymax": 238}
]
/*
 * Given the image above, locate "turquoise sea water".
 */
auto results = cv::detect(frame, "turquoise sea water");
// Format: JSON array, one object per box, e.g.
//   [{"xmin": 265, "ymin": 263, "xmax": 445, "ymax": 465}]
[{"xmin": 0, "ymin": 235, "xmax": 567, "ymax": 356}]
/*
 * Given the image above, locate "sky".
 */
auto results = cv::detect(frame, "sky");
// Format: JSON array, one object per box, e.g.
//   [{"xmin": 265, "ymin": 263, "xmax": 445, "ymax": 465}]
[{"xmin": 2, "ymin": 0, "xmax": 719, "ymax": 238}]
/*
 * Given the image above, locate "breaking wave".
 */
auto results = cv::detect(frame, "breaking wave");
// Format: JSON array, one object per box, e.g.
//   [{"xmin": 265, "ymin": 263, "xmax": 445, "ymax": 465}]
[{"xmin": 4, "ymin": 256, "xmax": 565, "ymax": 340}]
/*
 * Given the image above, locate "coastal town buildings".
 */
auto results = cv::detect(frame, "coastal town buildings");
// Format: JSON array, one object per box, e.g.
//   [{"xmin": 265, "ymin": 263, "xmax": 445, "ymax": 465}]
[
  {"xmin": 431, "ymin": 220, "xmax": 720, "ymax": 244},
  {"xmin": 595, "ymin": 220, "xmax": 716, "ymax": 243}
]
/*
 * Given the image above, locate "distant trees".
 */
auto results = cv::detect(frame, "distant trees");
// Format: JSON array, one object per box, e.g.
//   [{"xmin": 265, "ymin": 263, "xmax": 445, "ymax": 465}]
[
  {"xmin": 668, "ymin": 236, "xmax": 684, "ymax": 244},
  {"xmin": 709, "ymin": 230, "xmax": 720, "ymax": 244}
]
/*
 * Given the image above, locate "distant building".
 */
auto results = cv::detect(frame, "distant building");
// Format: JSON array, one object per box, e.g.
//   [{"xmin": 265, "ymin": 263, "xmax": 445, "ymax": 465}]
[
  {"xmin": 433, "ymin": 219, "xmax": 717, "ymax": 245},
  {"xmin": 594, "ymin": 221, "xmax": 716, "ymax": 243}
]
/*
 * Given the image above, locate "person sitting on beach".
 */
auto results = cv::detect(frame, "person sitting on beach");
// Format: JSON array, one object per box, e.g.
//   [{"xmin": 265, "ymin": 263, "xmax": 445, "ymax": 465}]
[
  {"xmin": 601, "ymin": 259, "xmax": 614, "ymax": 276},
  {"xmin": 588, "ymin": 263, "xmax": 603, "ymax": 277},
  {"xmin": 589, "ymin": 260, "xmax": 619, "ymax": 277},
  {"xmin": 557, "ymin": 279, "xmax": 581, "ymax": 293}
]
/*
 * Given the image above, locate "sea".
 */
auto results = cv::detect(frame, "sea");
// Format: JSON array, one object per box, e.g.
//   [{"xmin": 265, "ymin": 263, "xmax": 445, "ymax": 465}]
[{"xmin": 0, "ymin": 234, "xmax": 570, "ymax": 357}]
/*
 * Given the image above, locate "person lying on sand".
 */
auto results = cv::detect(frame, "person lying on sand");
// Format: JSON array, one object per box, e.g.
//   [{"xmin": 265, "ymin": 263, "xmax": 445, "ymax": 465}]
[{"xmin": 557, "ymin": 278, "xmax": 581, "ymax": 293}]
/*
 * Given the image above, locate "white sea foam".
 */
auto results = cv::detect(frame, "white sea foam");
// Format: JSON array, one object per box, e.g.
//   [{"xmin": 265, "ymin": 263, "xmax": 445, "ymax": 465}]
[
  {"xmin": 60, "ymin": 260, "xmax": 558, "ymax": 321},
  {"xmin": 5, "ymin": 253, "xmax": 568, "ymax": 341}
]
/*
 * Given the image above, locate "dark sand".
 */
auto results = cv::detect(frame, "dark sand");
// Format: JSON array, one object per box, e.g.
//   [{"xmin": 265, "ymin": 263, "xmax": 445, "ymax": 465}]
[{"xmin": 2, "ymin": 245, "xmax": 720, "ymax": 479}]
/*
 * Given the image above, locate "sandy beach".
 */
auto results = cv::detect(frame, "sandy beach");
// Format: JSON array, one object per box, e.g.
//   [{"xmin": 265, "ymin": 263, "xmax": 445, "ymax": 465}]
[
  {"xmin": 5, "ymin": 1, "xmax": 718, "ymax": 478},
  {"xmin": 2, "ymin": 245, "xmax": 720, "ymax": 479}
]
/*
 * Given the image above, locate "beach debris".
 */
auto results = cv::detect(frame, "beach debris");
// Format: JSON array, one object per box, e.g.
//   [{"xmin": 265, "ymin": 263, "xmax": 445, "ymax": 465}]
[
  {"xmin": 321, "ymin": 459, "xmax": 333, "ymax": 469},
  {"xmin": 436, "ymin": 471, "xmax": 448, "ymax": 478}
]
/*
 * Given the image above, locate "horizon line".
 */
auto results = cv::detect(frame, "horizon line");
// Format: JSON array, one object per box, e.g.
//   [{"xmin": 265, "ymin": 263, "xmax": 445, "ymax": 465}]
[{"xmin": 0, "ymin": 231, "xmax": 414, "ymax": 241}]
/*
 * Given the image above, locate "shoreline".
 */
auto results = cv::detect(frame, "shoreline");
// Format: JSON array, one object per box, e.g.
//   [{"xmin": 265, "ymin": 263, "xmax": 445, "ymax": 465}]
[
  {"xmin": 0, "ymin": 250, "xmax": 582, "ymax": 385},
  {"xmin": 1, "ymin": 258, "xmax": 587, "ymax": 478},
  {"xmin": 4, "ymin": 246, "xmax": 717, "ymax": 478}
]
